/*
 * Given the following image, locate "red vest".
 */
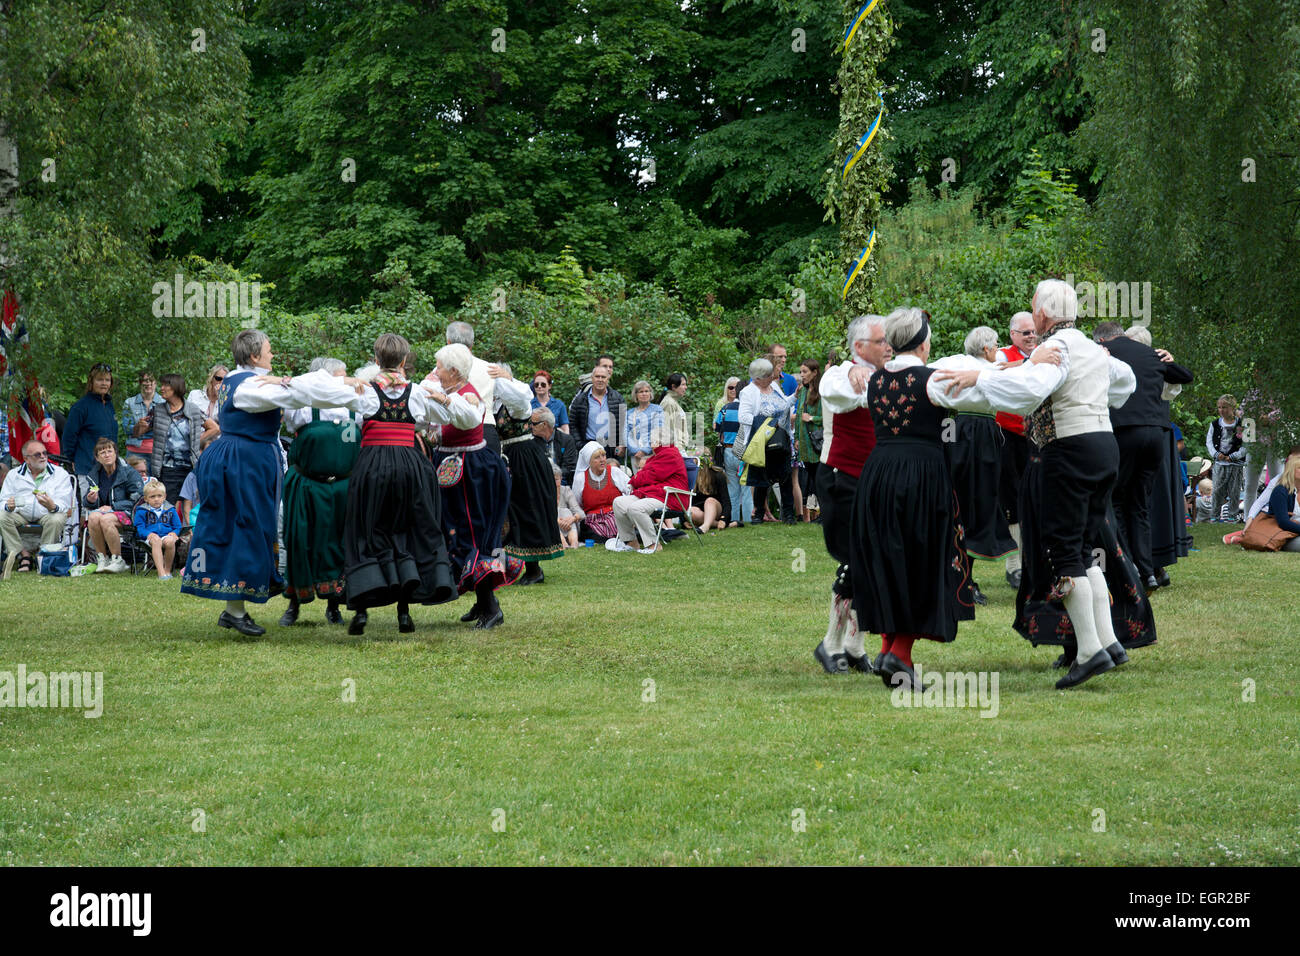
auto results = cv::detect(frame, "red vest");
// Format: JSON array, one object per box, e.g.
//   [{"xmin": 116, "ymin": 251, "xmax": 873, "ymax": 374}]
[
  {"xmin": 825, "ymin": 406, "xmax": 876, "ymax": 478},
  {"xmin": 995, "ymin": 345, "xmax": 1027, "ymax": 434},
  {"xmin": 439, "ymin": 383, "xmax": 485, "ymax": 446},
  {"xmin": 581, "ymin": 471, "xmax": 620, "ymax": 513}
]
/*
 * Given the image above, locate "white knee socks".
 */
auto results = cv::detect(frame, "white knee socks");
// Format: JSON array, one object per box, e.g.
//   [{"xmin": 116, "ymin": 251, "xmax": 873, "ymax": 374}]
[
  {"xmin": 1061, "ymin": 575, "xmax": 1102, "ymax": 661},
  {"xmin": 823, "ymin": 595, "xmax": 847, "ymax": 654},
  {"xmin": 1086, "ymin": 565, "xmax": 1119, "ymax": 650},
  {"xmin": 842, "ymin": 603, "xmax": 866, "ymax": 659},
  {"xmin": 1006, "ymin": 524, "xmax": 1022, "ymax": 573}
]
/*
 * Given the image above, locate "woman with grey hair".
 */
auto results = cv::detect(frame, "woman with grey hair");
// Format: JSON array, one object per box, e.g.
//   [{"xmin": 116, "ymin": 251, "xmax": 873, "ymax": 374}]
[
  {"xmin": 945, "ymin": 326, "xmax": 1016, "ymax": 599},
  {"xmin": 181, "ymin": 330, "xmax": 378, "ymax": 637},
  {"xmin": 736, "ymin": 356, "xmax": 798, "ymax": 523},
  {"xmin": 846, "ymin": 308, "xmax": 1060, "ymax": 688}
]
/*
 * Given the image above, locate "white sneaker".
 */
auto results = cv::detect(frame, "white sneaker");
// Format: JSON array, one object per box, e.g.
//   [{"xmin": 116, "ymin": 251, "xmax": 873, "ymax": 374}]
[
  {"xmin": 107, "ymin": 555, "xmax": 129, "ymax": 573},
  {"xmin": 96, "ymin": 552, "xmax": 110, "ymax": 571},
  {"xmin": 604, "ymin": 538, "xmax": 636, "ymax": 553}
]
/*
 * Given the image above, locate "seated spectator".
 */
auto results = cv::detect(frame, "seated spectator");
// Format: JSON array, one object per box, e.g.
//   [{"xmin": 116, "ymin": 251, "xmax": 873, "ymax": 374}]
[
  {"xmin": 1225, "ymin": 448, "xmax": 1300, "ymax": 545},
  {"xmin": 63, "ymin": 363, "xmax": 119, "ymax": 481},
  {"xmin": 125, "ymin": 454, "xmax": 150, "ymax": 482},
  {"xmin": 151, "ymin": 373, "xmax": 206, "ymax": 504},
  {"xmin": 187, "ymin": 364, "xmax": 227, "ymax": 445},
  {"xmin": 1, "ymin": 439, "xmax": 74, "ymax": 578},
  {"xmin": 178, "ymin": 464, "xmax": 202, "ymax": 529},
  {"xmin": 691, "ymin": 458, "xmax": 729, "ymax": 533},
  {"xmin": 84, "ymin": 437, "xmax": 143, "ymax": 572},
  {"xmin": 1259, "ymin": 454, "xmax": 1300, "ymax": 552},
  {"xmin": 625, "ymin": 380, "xmax": 663, "ymax": 472},
  {"xmin": 530, "ymin": 370, "xmax": 570, "ymax": 434},
  {"xmin": 553, "ymin": 462, "xmax": 583, "ymax": 548},
  {"xmin": 133, "ymin": 478, "xmax": 184, "ymax": 578},
  {"xmin": 122, "ymin": 370, "xmax": 165, "ymax": 461},
  {"xmin": 572, "ymin": 440, "xmax": 631, "ymax": 541},
  {"xmin": 530, "ymin": 406, "xmax": 578, "ymax": 485},
  {"xmin": 608, "ymin": 429, "xmax": 689, "ymax": 554}
]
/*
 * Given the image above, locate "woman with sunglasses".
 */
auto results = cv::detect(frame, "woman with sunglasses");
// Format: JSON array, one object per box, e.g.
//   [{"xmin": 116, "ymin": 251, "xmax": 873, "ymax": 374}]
[
  {"xmin": 529, "ymin": 370, "xmax": 570, "ymax": 434},
  {"xmin": 149, "ymin": 374, "xmax": 207, "ymax": 504},
  {"xmin": 188, "ymin": 364, "xmax": 228, "ymax": 445},
  {"xmin": 713, "ymin": 377, "xmax": 750, "ymax": 526},
  {"xmin": 63, "ymin": 363, "xmax": 119, "ymax": 479}
]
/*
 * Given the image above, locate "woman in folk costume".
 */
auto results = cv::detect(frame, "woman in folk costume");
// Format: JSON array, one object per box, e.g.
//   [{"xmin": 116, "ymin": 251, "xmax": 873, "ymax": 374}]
[
  {"xmin": 431, "ymin": 343, "xmax": 525, "ymax": 630},
  {"xmin": 846, "ymin": 308, "xmax": 1063, "ymax": 689},
  {"xmin": 280, "ymin": 356, "xmax": 360, "ymax": 627},
  {"xmin": 181, "ymin": 330, "xmax": 372, "ymax": 637},
  {"xmin": 342, "ymin": 334, "xmax": 460, "ymax": 636},
  {"xmin": 489, "ymin": 363, "xmax": 563, "ymax": 586},
  {"xmin": 571, "ymin": 440, "xmax": 632, "ymax": 540},
  {"xmin": 942, "ymin": 326, "xmax": 1017, "ymax": 605}
]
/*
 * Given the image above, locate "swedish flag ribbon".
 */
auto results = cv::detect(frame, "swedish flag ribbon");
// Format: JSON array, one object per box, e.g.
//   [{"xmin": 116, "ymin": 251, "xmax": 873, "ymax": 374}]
[
  {"xmin": 841, "ymin": 93, "xmax": 884, "ymax": 182},
  {"xmin": 841, "ymin": 229, "xmax": 876, "ymax": 300},
  {"xmin": 842, "ymin": 0, "xmax": 881, "ymax": 51}
]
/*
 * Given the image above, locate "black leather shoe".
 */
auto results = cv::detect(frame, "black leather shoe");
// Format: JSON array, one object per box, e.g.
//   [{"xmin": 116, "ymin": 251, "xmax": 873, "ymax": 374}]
[
  {"xmin": 278, "ymin": 601, "xmax": 299, "ymax": 627},
  {"xmin": 1005, "ymin": 568, "xmax": 1022, "ymax": 588},
  {"xmin": 1106, "ymin": 643, "xmax": 1130, "ymax": 666},
  {"xmin": 814, "ymin": 641, "xmax": 849, "ymax": 674},
  {"xmin": 845, "ymin": 651, "xmax": 875, "ymax": 674},
  {"xmin": 397, "ymin": 612, "xmax": 415, "ymax": 633},
  {"xmin": 1144, "ymin": 574, "xmax": 1160, "ymax": 593},
  {"xmin": 347, "ymin": 610, "xmax": 368, "ymax": 636},
  {"xmin": 1055, "ymin": 648, "xmax": 1116, "ymax": 689},
  {"xmin": 971, "ymin": 582, "xmax": 988, "ymax": 606},
  {"xmin": 516, "ymin": 571, "xmax": 544, "ymax": 586},
  {"xmin": 871, "ymin": 652, "xmax": 887, "ymax": 674},
  {"xmin": 1154, "ymin": 569, "xmax": 1171, "ymax": 588},
  {"xmin": 325, "ymin": 604, "xmax": 343, "ymax": 625},
  {"xmin": 218, "ymin": 611, "xmax": 266, "ymax": 638},
  {"xmin": 474, "ymin": 607, "xmax": 504, "ymax": 630},
  {"xmin": 878, "ymin": 652, "xmax": 919, "ymax": 690},
  {"xmin": 1052, "ymin": 653, "xmax": 1070, "ymax": 669},
  {"xmin": 459, "ymin": 604, "xmax": 482, "ymax": 623}
]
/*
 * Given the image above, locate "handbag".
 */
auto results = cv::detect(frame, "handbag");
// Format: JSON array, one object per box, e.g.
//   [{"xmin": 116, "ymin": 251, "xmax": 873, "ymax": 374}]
[
  {"xmin": 436, "ymin": 453, "xmax": 464, "ymax": 488},
  {"xmin": 1240, "ymin": 513, "xmax": 1298, "ymax": 552},
  {"xmin": 38, "ymin": 545, "xmax": 72, "ymax": 577}
]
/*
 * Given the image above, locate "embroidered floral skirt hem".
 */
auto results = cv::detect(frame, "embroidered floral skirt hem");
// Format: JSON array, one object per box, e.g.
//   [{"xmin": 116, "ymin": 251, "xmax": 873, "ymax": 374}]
[
  {"xmin": 501, "ymin": 439, "xmax": 564, "ymax": 563},
  {"xmin": 435, "ymin": 446, "xmax": 525, "ymax": 595}
]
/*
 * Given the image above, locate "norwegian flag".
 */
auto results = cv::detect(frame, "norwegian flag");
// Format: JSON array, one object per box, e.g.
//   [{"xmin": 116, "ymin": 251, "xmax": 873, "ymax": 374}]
[{"xmin": 1, "ymin": 288, "xmax": 59, "ymax": 460}]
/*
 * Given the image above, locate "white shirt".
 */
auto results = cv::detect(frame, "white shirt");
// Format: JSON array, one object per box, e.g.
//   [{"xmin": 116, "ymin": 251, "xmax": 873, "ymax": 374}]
[
  {"xmin": 572, "ymin": 464, "xmax": 632, "ymax": 506},
  {"xmin": 187, "ymin": 388, "xmax": 220, "ymax": 422},
  {"xmin": 2, "ymin": 462, "xmax": 74, "ymax": 521},
  {"xmin": 492, "ymin": 376, "xmax": 534, "ymax": 420},
  {"xmin": 284, "ymin": 404, "xmax": 357, "ymax": 433},
  {"xmin": 735, "ymin": 382, "xmax": 797, "ymax": 451}
]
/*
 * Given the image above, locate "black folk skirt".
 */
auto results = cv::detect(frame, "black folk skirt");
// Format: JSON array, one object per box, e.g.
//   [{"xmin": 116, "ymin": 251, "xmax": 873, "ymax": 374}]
[
  {"xmin": 502, "ymin": 439, "xmax": 564, "ymax": 563},
  {"xmin": 848, "ymin": 438, "xmax": 976, "ymax": 641},
  {"xmin": 949, "ymin": 414, "xmax": 1016, "ymax": 560}
]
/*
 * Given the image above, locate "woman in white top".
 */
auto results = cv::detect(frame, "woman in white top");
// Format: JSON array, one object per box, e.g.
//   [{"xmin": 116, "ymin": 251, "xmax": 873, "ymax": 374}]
[
  {"xmin": 735, "ymin": 357, "xmax": 798, "ymax": 523},
  {"xmin": 187, "ymin": 364, "xmax": 228, "ymax": 445}
]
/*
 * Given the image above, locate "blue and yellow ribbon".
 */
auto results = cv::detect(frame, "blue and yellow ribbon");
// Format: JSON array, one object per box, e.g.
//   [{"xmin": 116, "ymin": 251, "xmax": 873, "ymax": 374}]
[
  {"xmin": 841, "ymin": 93, "xmax": 884, "ymax": 182},
  {"xmin": 842, "ymin": 0, "xmax": 881, "ymax": 52},
  {"xmin": 841, "ymin": 228, "xmax": 876, "ymax": 300}
]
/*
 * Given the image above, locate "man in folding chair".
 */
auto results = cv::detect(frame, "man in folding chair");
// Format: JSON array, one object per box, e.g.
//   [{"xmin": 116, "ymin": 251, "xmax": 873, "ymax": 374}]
[
  {"xmin": 607, "ymin": 428, "xmax": 690, "ymax": 554},
  {"xmin": 1, "ymin": 439, "xmax": 75, "ymax": 579}
]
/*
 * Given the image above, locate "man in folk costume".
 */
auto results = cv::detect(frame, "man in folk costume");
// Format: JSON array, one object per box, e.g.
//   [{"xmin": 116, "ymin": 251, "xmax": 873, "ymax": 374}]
[
  {"xmin": 938, "ymin": 280, "xmax": 1138, "ymax": 688},
  {"xmin": 812, "ymin": 314, "xmax": 890, "ymax": 675},
  {"xmin": 436, "ymin": 322, "xmax": 500, "ymax": 454},
  {"xmin": 181, "ymin": 330, "xmax": 373, "ymax": 637},
  {"xmin": 996, "ymin": 311, "xmax": 1036, "ymax": 588},
  {"xmin": 279, "ymin": 357, "xmax": 360, "ymax": 627}
]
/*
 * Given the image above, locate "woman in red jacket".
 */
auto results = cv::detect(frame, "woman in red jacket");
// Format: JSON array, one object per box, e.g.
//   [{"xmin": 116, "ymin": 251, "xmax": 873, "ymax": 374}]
[{"xmin": 608, "ymin": 429, "xmax": 688, "ymax": 553}]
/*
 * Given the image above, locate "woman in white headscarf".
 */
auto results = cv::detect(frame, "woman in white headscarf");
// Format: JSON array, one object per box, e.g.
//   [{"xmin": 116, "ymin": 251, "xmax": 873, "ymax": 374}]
[{"xmin": 571, "ymin": 440, "xmax": 632, "ymax": 540}]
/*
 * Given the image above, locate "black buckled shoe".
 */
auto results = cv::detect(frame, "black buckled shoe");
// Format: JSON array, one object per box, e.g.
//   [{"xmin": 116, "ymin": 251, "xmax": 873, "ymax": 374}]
[
  {"xmin": 459, "ymin": 604, "xmax": 482, "ymax": 623},
  {"xmin": 845, "ymin": 651, "xmax": 876, "ymax": 674},
  {"xmin": 218, "ymin": 611, "xmax": 266, "ymax": 638},
  {"xmin": 1106, "ymin": 643, "xmax": 1130, "ymax": 666},
  {"xmin": 1143, "ymin": 574, "xmax": 1160, "ymax": 593},
  {"xmin": 1154, "ymin": 568, "xmax": 1171, "ymax": 588},
  {"xmin": 878, "ymin": 652, "xmax": 919, "ymax": 690},
  {"xmin": 347, "ymin": 610, "xmax": 368, "ymax": 636},
  {"xmin": 516, "ymin": 570, "xmax": 544, "ymax": 586},
  {"xmin": 971, "ymin": 582, "xmax": 988, "ymax": 606},
  {"xmin": 1005, "ymin": 568, "xmax": 1022, "ymax": 589},
  {"xmin": 1052, "ymin": 653, "xmax": 1070, "ymax": 670},
  {"xmin": 814, "ymin": 641, "xmax": 849, "ymax": 674},
  {"xmin": 474, "ymin": 607, "xmax": 504, "ymax": 630},
  {"xmin": 278, "ymin": 600, "xmax": 299, "ymax": 627},
  {"xmin": 871, "ymin": 652, "xmax": 887, "ymax": 674},
  {"xmin": 325, "ymin": 604, "xmax": 343, "ymax": 625},
  {"xmin": 397, "ymin": 611, "xmax": 415, "ymax": 633},
  {"xmin": 1055, "ymin": 648, "xmax": 1116, "ymax": 689}
]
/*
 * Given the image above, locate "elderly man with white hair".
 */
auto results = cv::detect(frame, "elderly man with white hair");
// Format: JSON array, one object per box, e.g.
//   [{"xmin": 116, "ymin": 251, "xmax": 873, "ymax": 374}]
[
  {"xmin": 810, "ymin": 313, "xmax": 889, "ymax": 675},
  {"xmin": 937, "ymin": 280, "xmax": 1139, "ymax": 688}
]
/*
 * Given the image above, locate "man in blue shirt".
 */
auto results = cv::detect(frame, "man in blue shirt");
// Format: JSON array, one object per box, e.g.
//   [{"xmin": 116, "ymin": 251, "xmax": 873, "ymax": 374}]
[{"xmin": 770, "ymin": 343, "xmax": 798, "ymax": 396}]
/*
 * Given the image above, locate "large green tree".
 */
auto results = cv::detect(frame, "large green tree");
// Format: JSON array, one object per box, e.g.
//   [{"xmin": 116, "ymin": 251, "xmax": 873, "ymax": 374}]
[{"xmin": 0, "ymin": 0, "xmax": 248, "ymax": 401}]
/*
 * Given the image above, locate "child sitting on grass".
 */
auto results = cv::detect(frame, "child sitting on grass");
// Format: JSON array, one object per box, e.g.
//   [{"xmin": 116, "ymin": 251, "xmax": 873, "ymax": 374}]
[{"xmin": 133, "ymin": 478, "xmax": 184, "ymax": 579}]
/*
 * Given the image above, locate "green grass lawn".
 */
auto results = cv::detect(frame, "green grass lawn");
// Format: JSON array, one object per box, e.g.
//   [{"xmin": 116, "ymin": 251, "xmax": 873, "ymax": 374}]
[{"xmin": 1, "ymin": 522, "xmax": 1296, "ymax": 865}]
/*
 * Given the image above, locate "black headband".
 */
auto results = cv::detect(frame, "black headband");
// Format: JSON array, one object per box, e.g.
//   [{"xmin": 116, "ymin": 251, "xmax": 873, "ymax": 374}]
[{"xmin": 897, "ymin": 315, "xmax": 930, "ymax": 353}]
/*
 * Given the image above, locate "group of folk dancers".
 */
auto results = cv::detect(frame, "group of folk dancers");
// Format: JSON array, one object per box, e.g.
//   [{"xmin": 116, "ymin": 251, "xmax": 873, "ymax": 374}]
[
  {"xmin": 180, "ymin": 330, "xmax": 562, "ymax": 637},
  {"xmin": 813, "ymin": 279, "xmax": 1177, "ymax": 691}
]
